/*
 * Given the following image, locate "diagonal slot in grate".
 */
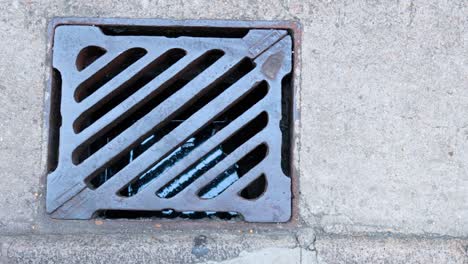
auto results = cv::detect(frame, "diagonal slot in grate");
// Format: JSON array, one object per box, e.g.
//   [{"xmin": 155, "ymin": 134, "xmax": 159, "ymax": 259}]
[{"xmin": 46, "ymin": 20, "xmax": 296, "ymax": 222}]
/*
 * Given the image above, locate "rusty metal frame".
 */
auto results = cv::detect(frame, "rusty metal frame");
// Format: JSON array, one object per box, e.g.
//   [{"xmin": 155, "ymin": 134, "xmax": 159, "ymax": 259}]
[{"xmin": 42, "ymin": 17, "xmax": 301, "ymax": 228}]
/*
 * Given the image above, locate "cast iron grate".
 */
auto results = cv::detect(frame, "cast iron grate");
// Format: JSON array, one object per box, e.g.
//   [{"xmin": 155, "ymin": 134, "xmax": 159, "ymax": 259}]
[{"xmin": 46, "ymin": 19, "xmax": 295, "ymax": 222}]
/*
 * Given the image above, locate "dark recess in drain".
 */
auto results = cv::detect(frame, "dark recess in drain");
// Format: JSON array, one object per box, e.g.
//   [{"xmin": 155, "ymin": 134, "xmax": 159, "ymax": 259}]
[
  {"xmin": 280, "ymin": 73, "xmax": 292, "ymax": 177},
  {"xmin": 197, "ymin": 144, "xmax": 268, "ymax": 199},
  {"xmin": 75, "ymin": 46, "xmax": 107, "ymax": 71},
  {"xmin": 75, "ymin": 47, "xmax": 147, "ymax": 102},
  {"xmin": 119, "ymin": 81, "xmax": 266, "ymax": 197},
  {"xmin": 84, "ymin": 56, "xmax": 258, "ymax": 189},
  {"xmin": 96, "ymin": 209, "xmax": 240, "ymax": 220},
  {"xmin": 74, "ymin": 48, "xmax": 187, "ymax": 133},
  {"xmin": 47, "ymin": 69, "xmax": 62, "ymax": 172},
  {"xmin": 73, "ymin": 49, "xmax": 225, "ymax": 165},
  {"xmin": 100, "ymin": 25, "xmax": 249, "ymax": 38},
  {"xmin": 155, "ymin": 113, "xmax": 268, "ymax": 199},
  {"xmin": 240, "ymin": 174, "xmax": 267, "ymax": 199}
]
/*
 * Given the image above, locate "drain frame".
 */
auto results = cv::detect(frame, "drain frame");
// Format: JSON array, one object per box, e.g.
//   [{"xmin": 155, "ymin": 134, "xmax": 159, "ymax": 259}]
[{"xmin": 43, "ymin": 17, "xmax": 301, "ymax": 226}]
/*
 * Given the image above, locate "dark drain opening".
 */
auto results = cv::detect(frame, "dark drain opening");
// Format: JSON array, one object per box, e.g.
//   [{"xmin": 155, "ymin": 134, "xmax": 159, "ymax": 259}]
[
  {"xmin": 119, "ymin": 80, "xmax": 266, "ymax": 197},
  {"xmin": 280, "ymin": 73, "xmax": 292, "ymax": 177},
  {"xmin": 197, "ymin": 144, "xmax": 267, "ymax": 199},
  {"xmin": 95, "ymin": 209, "xmax": 240, "ymax": 220},
  {"xmin": 47, "ymin": 68, "xmax": 62, "ymax": 172},
  {"xmin": 75, "ymin": 47, "xmax": 147, "ymax": 102},
  {"xmin": 156, "ymin": 112, "xmax": 268, "ymax": 198},
  {"xmin": 75, "ymin": 46, "xmax": 107, "ymax": 71},
  {"xmin": 84, "ymin": 57, "xmax": 257, "ymax": 189},
  {"xmin": 240, "ymin": 174, "xmax": 267, "ymax": 199},
  {"xmin": 73, "ymin": 49, "xmax": 224, "ymax": 165},
  {"xmin": 74, "ymin": 48, "xmax": 187, "ymax": 133},
  {"xmin": 100, "ymin": 25, "xmax": 249, "ymax": 38}
]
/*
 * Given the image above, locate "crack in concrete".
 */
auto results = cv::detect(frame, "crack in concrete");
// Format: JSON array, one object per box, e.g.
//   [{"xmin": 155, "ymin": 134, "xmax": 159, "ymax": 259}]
[{"xmin": 294, "ymin": 230, "xmax": 318, "ymax": 263}]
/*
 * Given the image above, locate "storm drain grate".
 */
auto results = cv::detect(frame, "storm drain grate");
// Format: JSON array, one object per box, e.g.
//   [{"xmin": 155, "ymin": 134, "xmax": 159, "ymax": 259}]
[{"xmin": 46, "ymin": 19, "xmax": 295, "ymax": 222}]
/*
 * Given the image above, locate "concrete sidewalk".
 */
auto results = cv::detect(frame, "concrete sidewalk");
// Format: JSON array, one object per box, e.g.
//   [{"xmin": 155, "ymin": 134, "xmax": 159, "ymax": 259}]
[{"xmin": 0, "ymin": 0, "xmax": 466, "ymax": 263}]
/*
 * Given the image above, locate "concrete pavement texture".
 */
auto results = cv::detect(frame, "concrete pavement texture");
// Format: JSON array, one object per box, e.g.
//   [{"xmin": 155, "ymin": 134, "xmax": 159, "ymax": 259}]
[{"xmin": 0, "ymin": 0, "xmax": 466, "ymax": 263}]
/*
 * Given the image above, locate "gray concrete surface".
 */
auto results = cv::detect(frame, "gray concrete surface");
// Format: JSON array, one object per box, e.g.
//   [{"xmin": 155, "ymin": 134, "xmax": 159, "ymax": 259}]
[
  {"xmin": 0, "ymin": 0, "xmax": 466, "ymax": 263},
  {"xmin": 0, "ymin": 233, "xmax": 466, "ymax": 264}
]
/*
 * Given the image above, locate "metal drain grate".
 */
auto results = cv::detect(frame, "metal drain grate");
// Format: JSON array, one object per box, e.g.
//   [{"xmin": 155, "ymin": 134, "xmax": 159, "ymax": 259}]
[{"xmin": 46, "ymin": 19, "xmax": 296, "ymax": 222}]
